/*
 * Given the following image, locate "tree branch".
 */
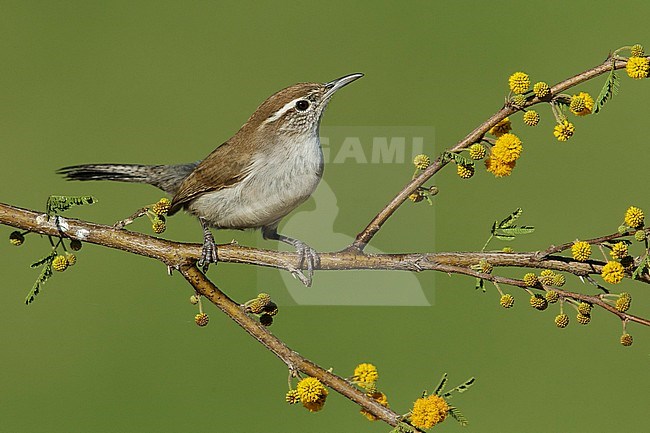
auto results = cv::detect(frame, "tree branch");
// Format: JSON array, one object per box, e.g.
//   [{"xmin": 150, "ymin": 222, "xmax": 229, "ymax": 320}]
[
  {"xmin": 179, "ymin": 265, "xmax": 403, "ymax": 426},
  {"xmin": 350, "ymin": 57, "xmax": 631, "ymax": 251}
]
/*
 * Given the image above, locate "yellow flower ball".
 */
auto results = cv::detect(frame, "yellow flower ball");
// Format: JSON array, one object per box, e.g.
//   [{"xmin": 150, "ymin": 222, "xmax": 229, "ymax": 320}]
[
  {"xmin": 620, "ymin": 333, "xmax": 633, "ymax": 346},
  {"xmin": 508, "ymin": 72, "xmax": 530, "ymax": 94},
  {"xmin": 577, "ymin": 302, "xmax": 592, "ymax": 315},
  {"xmin": 610, "ymin": 242, "xmax": 628, "ymax": 260},
  {"xmin": 468, "ymin": 143, "xmax": 487, "ymax": 160},
  {"xmin": 491, "ymin": 133, "xmax": 523, "ymax": 163},
  {"xmin": 626, "ymin": 56, "xmax": 650, "ymax": 79},
  {"xmin": 569, "ymin": 92, "xmax": 594, "ymax": 116},
  {"xmin": 631, "ymin": 44, "xmax": 645, "ymax": 57},
  {"xmin": 410, "ymin": 394, "xmax": 450, "ymax": 429},
  {"xmin": 489, "ymin": 117, "xmax": 512, "ymax": 137},
  {"xmin": 523, "ymin": 110, "xmax": 540, "ymax": 126},
  {"xmin": 553, "ymin": 120, "xmax": 575, "ymax": 141},
  {"xmin": 576, "ymin": 313, "xmax": 591, "ymax": 325},
  {"xmin": 485, "ymin": 157, "xmax": 516, "ymax": 177},
  {"xmin": 65, "ymin": 253, "xmax": 77, "ymax": 266},
  {"xmin": 152, "ymin": 197, "xmax": 172, "ymax": 216},
  {"xmin": 615, "ymin": 292, "xmax": 632, "ymax": 312},
  {"xmin": 52, "ymin": 255, "xmax": 69, "ymax": 272},
  {"xmin": 457, "ymin": 164, "xmax": 475, "ymax": 179},
  {"xmin": 523, "ymin": 273, "xmax": 538, "ymax": 287},
  {"xmin": 194, "ymin": 312, "xmax": 209, "ymax": 327},
  {"xmin": 571, "ymin": 241, "xmax": 591, "ymax": 262},
  {"xmin": 533, "ymin": 81, "xmax": 551, "ymax": 98},
  {"xmin": 555, "ymin": 313, "xmax": 569, "ymax": 328},
  {"xmin": 624, "ymin": 206, "xmax": 644, "ymax": 228},
  {"xmin": 285, "ymin": 389, "xmax": 300, "ymax": 405},
  {"xmin": 354, "ymin": 363, "xmax": 379, "ymax": 384},
  {"xmin": 413, "ymin": 154, "xmax": 431, "ymax": 170},
  {"xmin": 545, "ymin": 290, "xmax": 559, "ymax": 303},
  {"xmin": 601, "ymin": 261, "xmax": 625, "ymax": 284},
  {"xmin": 296, "ymin": 377, "xmax": 328, "ymax": 404},
  {"xmin": 500, "ymin": 294, "xmax": 515, "ymax": 308}
]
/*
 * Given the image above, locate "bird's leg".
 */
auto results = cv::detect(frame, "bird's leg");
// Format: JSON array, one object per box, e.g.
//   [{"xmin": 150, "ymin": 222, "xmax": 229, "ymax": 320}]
[
  {"xmin": 198, "ymin": 218, "xmax": 218, "ymax": 272},
  {"xmin": 262, "ymin": 226, "xmax": 318, "ymax": 287}
]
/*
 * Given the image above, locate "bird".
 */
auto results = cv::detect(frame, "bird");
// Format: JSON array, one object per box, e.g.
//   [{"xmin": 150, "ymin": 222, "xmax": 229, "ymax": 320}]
[{"xmin": 58, "ymin": 73, "xmax": 364, "ymax": 286}]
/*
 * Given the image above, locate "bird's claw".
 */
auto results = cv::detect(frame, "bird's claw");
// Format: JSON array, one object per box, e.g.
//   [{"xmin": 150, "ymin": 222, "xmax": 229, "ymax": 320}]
[
  {"xmin": 198, "ymin": 230, "xmax": 218, "ymax": 272},
  {"xmin": 285, "ymin": 241, "xmax": 318, "ymax": 287}
]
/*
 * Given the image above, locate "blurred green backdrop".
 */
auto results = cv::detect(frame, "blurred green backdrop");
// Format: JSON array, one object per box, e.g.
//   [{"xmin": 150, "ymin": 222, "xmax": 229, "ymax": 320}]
[{"xmin": 1, "ymin": 1, "xmax": 649, "ymax": 432}]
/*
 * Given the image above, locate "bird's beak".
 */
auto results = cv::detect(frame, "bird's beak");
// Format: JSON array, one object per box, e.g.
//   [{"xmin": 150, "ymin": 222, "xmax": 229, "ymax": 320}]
[{"xmin": 323, "ymin": 73, "xmax": 364, "ymax": 100}]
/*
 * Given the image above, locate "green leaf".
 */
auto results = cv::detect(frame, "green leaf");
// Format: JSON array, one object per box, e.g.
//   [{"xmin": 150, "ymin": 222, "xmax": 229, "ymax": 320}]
[
  {"xmin": 25, "ymin": 258, "xmax": 55, "ymax": 304},
  {"xmin": 497, "ymin": 226, "xmax": 535, "ymax": 235},
  {"xmin": 46, "ymin": 195, "xmax": 97, "ymax": 215},
  {"xmin": 448, "ymin": 406, "xmax": 469, "ymax": 426},
  {"xmin": 632, "ymin": 257, "xmax": 648, "ymax": 279},
  {"xmin": 494, "ymin": 234, "xmax": 515, "ymax": 241},
  {"xmin": 475, "ymin": 278, "xmax": 485, "ymax": 292},
  {"xmin": 594, "ymin": 65, "xmax": 619, "ymax": 114},
  {"xmin": 498, "ymin": 208, "xmax": 522, "ymax": 229},
  {"xmin": 442, "ymin": 377, "xmax": 476, "ymax": 398},
  {"xmin": 444, "ymin": 151, "xmax": 474, "ymax": 168},
  {"xmin": 434, "ymin": 373, "xmax": 448, "ymax": 395}
]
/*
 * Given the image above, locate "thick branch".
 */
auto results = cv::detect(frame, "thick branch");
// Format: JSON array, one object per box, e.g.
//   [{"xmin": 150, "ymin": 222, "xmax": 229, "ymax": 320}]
[{"xmin": 2, "ymin": 202, "xmax": 648, "ymax": 283}]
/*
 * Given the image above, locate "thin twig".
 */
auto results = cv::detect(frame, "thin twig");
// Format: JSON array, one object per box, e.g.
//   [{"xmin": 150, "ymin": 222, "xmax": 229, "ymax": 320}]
[{"xmin": 350, "ymin": 57, "xmax": 630, "ymax": 251}]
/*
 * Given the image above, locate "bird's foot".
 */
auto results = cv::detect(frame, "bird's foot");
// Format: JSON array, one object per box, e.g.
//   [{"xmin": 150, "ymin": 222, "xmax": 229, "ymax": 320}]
[
  {"xmin": 198, "ymin": 220, "xmax": 218, "ymax": 272},
  {"xmin": 285, "ymin": 240, "xmax": 318, "ymax": 287}
]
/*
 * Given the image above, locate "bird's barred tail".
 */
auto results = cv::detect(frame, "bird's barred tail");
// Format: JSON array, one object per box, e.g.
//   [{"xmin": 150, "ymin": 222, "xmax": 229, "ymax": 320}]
[
  {"xmin": 58, "ymin": 164, "xmax": 157, "ymax": 183},
  {"xmin": 57, "ymin": 163, "xmax": 197, "ymax": 195}
]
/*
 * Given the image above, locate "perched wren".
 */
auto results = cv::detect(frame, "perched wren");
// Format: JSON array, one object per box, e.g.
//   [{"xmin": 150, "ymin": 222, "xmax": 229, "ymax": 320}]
[{"xmin": 58, "ymin": 73, "xmax": 364, "ymax": 285}]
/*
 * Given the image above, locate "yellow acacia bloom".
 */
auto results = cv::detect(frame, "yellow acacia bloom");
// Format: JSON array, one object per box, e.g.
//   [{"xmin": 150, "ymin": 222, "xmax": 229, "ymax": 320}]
[
  {"xmin": 533, "ymin": 81, "xmax": 551, "ymax": 98},
  {"xmin": 610, "ymin": 242, "xmax": 628, "ymax": 259},
  {"xmin": 468, "ymin": 143, "xmax": 486, "ymax": 160},
  {"xmin": 571, "ymin": 241, "xmax": 591, "ymax": 262},
  {"xmin": 523, "ymin": 110, "xmax": 540, "ymax": 126},
  {"xmin": 296, "ymin": 377, "xmax": 328, "ymax": 404},
  {"xmin": 413, "ymin": 154, "xmax": 430, "ymax": 170},
  {"xmin": 489, "ymin": 117, "xmax": 512, "ymax": 137},
  {"xmin": 410, "ymin": 394, "xmax": 450, "ymax": 429},
  {"xmin": 601, "ymin": 261, "xmax": 625, "ymax": 284},
  {"xmin": 626, "ymin": 56, "xmax": 650, "ymax": 79},
  {"xmin": 570, "ymin": 92, "xmax": 594, "ymax": 116},
  {"xmin": 354, "ymin": 363, "xmax": 379, "ymax": 384},
  {"xmin": 508, "ymin": 72, "xmax": 530, "ymax": 94},
  {"xmin": 485, "ymin": 157, "xmax": 516, "ymax": 177},
  {"xmin": 553, "ymin": 120, "xmax": 575, "ymax": 141},
  {"xmin": 624, "ymin": 206, "xmax": 644, "ymax": 228},
  {"xmin": 491, "ymin": 133, "xmax": 523, "ymax": 163},
  {"xmin": 457, "ymin": 164, "xmax": 474, "ymax": 179}
]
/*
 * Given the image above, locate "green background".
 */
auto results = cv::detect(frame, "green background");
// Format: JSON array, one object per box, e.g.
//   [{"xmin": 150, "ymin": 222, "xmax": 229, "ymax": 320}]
[{"xmin": 1, "ymin": 1, "xmax": 649, "ymax": 432}]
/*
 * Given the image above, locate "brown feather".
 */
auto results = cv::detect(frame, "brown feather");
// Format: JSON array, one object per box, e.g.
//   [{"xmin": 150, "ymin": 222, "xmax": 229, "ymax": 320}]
[{"xmin": 169, "ymin": 138, "xmax": 255, "ymax": 214}]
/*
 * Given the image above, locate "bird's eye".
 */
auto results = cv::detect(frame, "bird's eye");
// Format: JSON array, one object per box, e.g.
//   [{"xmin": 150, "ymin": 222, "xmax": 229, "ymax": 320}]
[{"xmin": 295, "ymin": 100, "xmax": 310, "ymax": 111}]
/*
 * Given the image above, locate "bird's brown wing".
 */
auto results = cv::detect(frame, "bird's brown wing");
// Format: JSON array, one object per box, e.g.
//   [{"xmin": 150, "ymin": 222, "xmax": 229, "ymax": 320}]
[{"xmin": 169, "ymin": 139, "xmax": 255, "ymax": 214}]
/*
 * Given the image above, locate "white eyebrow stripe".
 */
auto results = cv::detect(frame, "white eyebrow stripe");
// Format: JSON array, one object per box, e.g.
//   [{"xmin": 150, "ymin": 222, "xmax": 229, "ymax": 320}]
[{"xmin": 264, "ymin": 98, "xmax": 301, "ymax": 124}]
